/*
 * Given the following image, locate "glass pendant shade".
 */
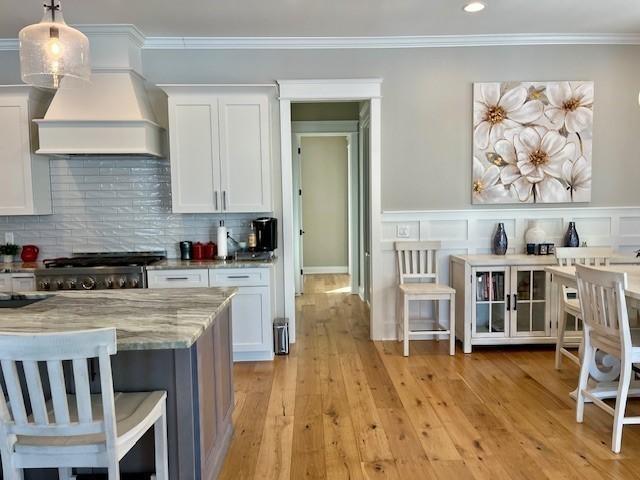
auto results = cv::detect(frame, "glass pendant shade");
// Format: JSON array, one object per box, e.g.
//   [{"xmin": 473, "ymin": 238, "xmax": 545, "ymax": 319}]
[{"xmin": 19, "ymin": 0, "xmax": 90, "ymax": 89}]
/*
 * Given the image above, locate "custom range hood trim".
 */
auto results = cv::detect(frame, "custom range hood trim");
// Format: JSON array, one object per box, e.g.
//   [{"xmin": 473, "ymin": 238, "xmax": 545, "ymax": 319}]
[{"xmin": 34, "ymin": 70, "xmax": 165, "ymax": 157}]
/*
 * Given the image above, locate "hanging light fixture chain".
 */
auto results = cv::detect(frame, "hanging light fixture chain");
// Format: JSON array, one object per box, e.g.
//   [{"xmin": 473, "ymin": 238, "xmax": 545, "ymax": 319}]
[{"xmin": 43, "ymin": 0, "xmax": 60, "ymax": 21}]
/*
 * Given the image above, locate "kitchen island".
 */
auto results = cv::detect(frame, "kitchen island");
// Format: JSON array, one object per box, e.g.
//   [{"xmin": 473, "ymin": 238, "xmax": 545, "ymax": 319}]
[{"xmin": 0, "ymin": 288, "xmax": 236, "ymax": 479}]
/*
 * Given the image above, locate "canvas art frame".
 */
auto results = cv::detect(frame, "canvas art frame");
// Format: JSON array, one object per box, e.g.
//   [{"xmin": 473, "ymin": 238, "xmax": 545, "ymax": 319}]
[{"xmin": 472, "ymin": 81, "xmax": 593, "ymax": 204}]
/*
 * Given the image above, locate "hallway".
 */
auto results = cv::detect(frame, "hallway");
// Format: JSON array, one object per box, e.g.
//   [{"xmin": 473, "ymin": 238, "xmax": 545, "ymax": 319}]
[{"xmin": 219, "ymin": 274, "xmax": 640, "ymax": 479}]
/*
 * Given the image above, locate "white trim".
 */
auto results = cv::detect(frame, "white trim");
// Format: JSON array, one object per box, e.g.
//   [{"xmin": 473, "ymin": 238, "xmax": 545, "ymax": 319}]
[
  {"xmin": 279, "ymin": 79, "xmax": 383, "ymax": 101},
  {"xmin": 278, "ymin": 78, "xmax": 383, "ymax": 342},
  {"xmin": 76, "ymin": 24, "xmax": 146, "ymax": 48},
  {"xmin": 303, "ymin": 266, "xmax": 349, "ymax": 274},
  {"xmin": 3, "ymin": 31, "xmax": 640, "ymax": 52},
  {"xmin": 144, "ymin": 33, "xmax": 640, "ymax": 50},
  {"xmin": 292, "ymin": 121, "xmax": 359, "ymax": 134}
]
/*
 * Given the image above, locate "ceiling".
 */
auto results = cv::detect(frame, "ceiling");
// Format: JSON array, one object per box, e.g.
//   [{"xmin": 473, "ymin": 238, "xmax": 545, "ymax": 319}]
[{"xmin": 0, "ymin": 0, "xmax": 639, "ymax": 38}]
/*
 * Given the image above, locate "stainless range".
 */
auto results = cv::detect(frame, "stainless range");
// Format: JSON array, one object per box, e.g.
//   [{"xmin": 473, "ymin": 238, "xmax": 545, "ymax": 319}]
[{"xmin": 35, "ymin": 252, "xmax": 166, "ymax": 291}]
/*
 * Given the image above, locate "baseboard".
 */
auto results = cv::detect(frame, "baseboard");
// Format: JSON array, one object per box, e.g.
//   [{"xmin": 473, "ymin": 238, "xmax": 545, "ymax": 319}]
[
  {"xmin": 233, "ymin": 350, "xmax": 275, "ymax": 362},
  {"xmin": 303, "ymin": 266, "xmax": 349, "ymax": 274}
]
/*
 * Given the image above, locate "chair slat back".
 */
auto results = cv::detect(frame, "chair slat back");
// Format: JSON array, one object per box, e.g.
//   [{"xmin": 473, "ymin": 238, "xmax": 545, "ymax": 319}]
[
  {"xmin": 555, "ymin": 247, "xmax": 613, "ymax": 267},
  {"xmin": 0, "ymin": 328, "xmax": 117, "ymax": 442},
  {"xmin": 575, "ymin": 265, "xmax": 630, "ymax": 348},
  {"xmin": 395, "ymin": 241, "xmax": 441, "ymax": 284}
]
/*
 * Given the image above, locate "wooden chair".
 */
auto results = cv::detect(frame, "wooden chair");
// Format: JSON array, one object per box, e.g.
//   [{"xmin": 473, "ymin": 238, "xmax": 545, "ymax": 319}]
[
  {"xmin": 395, "ymin": 241, "xmax": 456, "ymax": 357},
  {"xmin": 0, "ymin": 328, "xmax": 168, "ymax": 480},
  {"xmin": 575, "ymin": 264, "xmax": 640, "ymax": 453},
  {"xmin": 554, "ymin": 246, "xmax": 613, "ymax": 370}
]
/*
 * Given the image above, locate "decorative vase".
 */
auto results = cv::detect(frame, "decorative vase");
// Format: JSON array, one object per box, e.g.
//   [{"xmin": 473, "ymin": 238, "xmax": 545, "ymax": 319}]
[
  {"xmin": 2, "ymin": 255, "xmax": 13, "ymax": 264},
  {"xmin": 493, "ymin": 223, "xmax": 508, "ymax": 255},
  {"xmin": 525, "ymin": 221, "xmax": 546, "ymax": 245},
  {"xmin": 564, "ymin": 222, "xmax": 580, "ymax": 247}
]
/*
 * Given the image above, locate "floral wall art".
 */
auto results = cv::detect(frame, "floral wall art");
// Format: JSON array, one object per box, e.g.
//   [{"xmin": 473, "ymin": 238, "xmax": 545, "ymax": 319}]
[{"xmin": 472, "ymin": 81, "xmax": 593, "ymax": 204}]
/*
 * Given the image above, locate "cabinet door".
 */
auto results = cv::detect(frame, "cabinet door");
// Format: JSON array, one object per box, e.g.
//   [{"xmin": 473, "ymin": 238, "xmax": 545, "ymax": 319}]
[
  {"xmin": 0, "ymin": 103, "xmax": 33, "ymax": 215},
  {"xmin": 472, "ymin": 267, "xmax": 509, "ymax": 338},
  {"xmin": 11, "ymin": 274, "xmax": 35, "ymax": 292},
  {"xmin": 169, "ymin": 99, "xmax": 221, "ymax": 213},
  {"xmin": 231, "ymin": 286, "xmax": 271, "ymax": 353},
  {"xmin": 0, "ymin": 274, "xmax": 12, "ymax": 292},
  {"xmin": 218, "ymin": 95, "xmax": 272, "ymax": 213},
  {"xmin": 511, "ymin": 267, "xmax": 549, "ymax": 337}
]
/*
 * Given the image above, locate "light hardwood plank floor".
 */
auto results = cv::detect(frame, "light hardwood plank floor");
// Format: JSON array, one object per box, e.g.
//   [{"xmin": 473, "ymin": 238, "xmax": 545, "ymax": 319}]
[{"xmin": 218, "ymin": 274, "xmax": 640, "ymax": 479}]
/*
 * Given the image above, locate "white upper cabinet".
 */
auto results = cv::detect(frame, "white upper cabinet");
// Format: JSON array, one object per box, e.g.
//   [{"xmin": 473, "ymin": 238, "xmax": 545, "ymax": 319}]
[
  {"xmin": 218, "ymin": 96, "xmax": 271, "ymax": 212},
  {"xmin": 169, "ymin": 98, "xmax": 221, "ymax": 212},
  {"xmin": 162, "ymin": 86, "xmax": 273, "ymax": 213},
  {"xmin": 0, "ymin": 86, "xmax": 52, "ymax": 216}
]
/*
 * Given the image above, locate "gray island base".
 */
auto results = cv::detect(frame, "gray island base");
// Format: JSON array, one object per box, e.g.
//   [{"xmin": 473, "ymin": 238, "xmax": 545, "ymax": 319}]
[{"xmin": 0, "ymin": 288, "xmax": 236, "ymax": 479}]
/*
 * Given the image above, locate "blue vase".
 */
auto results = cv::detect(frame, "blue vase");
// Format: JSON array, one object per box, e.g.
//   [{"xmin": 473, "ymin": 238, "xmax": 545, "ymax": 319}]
[
  {"xmin": 564, "ymin": 222, "xmax": 580, "ymax": 247},
  {"xmin": 493, "ymin": 223, "xmax": 508, "ymax": 255}
]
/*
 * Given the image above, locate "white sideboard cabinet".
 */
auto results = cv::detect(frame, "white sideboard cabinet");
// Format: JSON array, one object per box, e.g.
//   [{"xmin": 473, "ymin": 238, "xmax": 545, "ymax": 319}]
[{"xmin": 450, "ymin": 254, "xmax": 574, "ymax": 353}]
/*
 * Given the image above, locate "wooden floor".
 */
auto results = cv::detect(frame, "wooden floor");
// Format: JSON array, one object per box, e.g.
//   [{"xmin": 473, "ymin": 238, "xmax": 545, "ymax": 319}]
[{"xmin": 218, "ymin": 274, "xmax": 640, "ymax": 479}]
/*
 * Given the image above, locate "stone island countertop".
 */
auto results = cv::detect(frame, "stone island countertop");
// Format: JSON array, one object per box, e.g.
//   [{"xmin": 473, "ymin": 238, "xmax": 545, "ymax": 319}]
[{"xmin": 0, "ymin": 287, "xmax": 236, "ymax": 351}]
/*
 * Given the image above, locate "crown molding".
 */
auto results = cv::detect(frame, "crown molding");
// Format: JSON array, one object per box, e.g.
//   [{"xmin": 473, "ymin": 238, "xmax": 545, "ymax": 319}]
[
  {"xmin": 143, "ymin": 33, "xmax": 640, "ymax": 50},
  {"xmin": 75, "ymin": 24, "xmax": 146, "ymax": 48},
  {"xmin": 2, "ymin": 31, "xmax": 640, "ymax": 52}
]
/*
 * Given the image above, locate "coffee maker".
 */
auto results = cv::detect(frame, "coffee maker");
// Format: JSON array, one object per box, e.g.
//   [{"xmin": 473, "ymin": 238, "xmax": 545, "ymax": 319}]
[{"xmin": 253, "ymin": 217, "xmax": 277, "ymax": 252}]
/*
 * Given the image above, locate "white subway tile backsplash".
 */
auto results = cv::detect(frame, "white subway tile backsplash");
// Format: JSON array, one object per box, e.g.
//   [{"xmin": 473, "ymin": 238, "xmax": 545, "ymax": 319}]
[{"xmin": 0, "ymin": 156, "xmax": 257, "ymax": 259}]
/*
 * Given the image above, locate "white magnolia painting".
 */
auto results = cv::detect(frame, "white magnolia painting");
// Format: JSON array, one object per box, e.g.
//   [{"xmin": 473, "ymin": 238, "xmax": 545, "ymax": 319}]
[{"xmin": 472, "ymin": 81, "xmax": 593, "ymax": 204}]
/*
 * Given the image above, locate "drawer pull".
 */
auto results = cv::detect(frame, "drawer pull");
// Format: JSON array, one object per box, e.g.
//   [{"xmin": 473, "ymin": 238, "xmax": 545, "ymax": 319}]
[
  {"xmin": 165, "ymin": 277, "xmax": 190, "ymax": 281},
  {"xmin": 227, "ymin": 275, "xmax": 250, "ymax": 279}
]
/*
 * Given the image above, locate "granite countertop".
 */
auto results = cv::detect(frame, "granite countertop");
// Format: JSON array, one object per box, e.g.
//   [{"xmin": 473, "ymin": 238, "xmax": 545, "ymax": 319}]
[
  {"xmin": 0, "ymin": 288, "xmax": 236, "ymax": 351},
  {"xmin": 146, "ymin": 258, "xmax": 275, "ymax": 270},
  {"xmin": 1, "ymin": 262, "xmax": 40, "ymax": 273}
]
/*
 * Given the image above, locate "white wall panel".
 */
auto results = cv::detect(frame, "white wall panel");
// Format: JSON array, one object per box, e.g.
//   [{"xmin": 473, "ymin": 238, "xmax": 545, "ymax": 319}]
[{"xmin": 379, "ymin": 207, "xmax": 640, "ymax": 340}]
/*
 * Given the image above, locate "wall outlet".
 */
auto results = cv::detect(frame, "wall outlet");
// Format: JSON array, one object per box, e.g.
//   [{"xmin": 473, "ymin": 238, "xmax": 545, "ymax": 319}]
[
  {"xmin": 4, "ymin": 232, "xmax": 14, "ymax": 244},
  {"xmin": 396, "ymin": 225, "xmax": 410, "ymax": 238}
]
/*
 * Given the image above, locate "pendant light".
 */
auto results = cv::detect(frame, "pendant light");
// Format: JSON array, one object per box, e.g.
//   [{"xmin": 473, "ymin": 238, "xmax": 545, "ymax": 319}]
[{"xmin": 19, "ymin": 0, "xmax": 90, "ymax": 89}]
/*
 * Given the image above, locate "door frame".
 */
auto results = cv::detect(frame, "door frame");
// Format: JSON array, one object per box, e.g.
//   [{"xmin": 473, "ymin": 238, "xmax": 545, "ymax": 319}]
[
  {"xmin": 292, "ymin": 120, "xmax": 359, "ymax": 295},
  {"xmin": 278, "ymin": 79, "xmax": 383, "ymax": 343}
]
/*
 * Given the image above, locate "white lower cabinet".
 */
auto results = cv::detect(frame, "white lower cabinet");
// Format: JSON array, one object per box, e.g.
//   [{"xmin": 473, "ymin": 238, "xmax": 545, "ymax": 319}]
[
  {"xmin": 210, "ymin": 268, "xmax": 274, "ymax": 362},
  {"xmin": 0, "ymin": 273, "xmax": 36, "ymax": 292},
  {"xmin": 145, "ymin": 267, "xmax": 274, "ymax": 361},
  {"xmin": 0, "ymin": 274, "xmax": 12, "ymax": 292}
]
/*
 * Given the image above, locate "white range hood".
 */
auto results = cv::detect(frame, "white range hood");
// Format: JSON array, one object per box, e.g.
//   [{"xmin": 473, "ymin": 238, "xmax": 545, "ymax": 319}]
[{"xmin": 34, "ymin": 71, "xmax": 165, "ymax": 157}]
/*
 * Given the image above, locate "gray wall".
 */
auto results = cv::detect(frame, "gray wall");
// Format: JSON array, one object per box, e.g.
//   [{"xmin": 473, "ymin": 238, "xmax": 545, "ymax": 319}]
[
  {"xmin": 292, "ymin": 102, "xmax": 360, "ymax": 121},
  {"xmin": 140, "ymin": 45, "xmax": 640, "ymax": 210},
  {"xmin": 301, "ymin": 136, "xmax": 349, "ymax": 269}
]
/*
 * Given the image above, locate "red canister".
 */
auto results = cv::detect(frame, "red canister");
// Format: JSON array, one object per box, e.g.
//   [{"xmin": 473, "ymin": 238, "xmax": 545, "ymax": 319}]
[
  {"xmin": 20, "ymin": 245, "xmax": 39, "ymax": 262},
  {"xmin": 204, "ymin": 241, "xmax": 217, "ymax": 259},
  {"xmin": 192, "ymin": 242, "xmax": 205, "ymax": 260}
]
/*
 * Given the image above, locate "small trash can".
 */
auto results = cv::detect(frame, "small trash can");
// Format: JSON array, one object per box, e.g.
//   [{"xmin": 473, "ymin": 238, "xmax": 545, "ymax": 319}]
[{"xmin": 273, "ymin": 318, "xmax": 289, "ymax": 355}]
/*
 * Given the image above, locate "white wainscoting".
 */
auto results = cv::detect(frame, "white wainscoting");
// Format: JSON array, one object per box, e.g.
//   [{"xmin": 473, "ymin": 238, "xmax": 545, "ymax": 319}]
[{"xmin": 378, "ymin": 206, "xmax": 640, "ymax": 340}]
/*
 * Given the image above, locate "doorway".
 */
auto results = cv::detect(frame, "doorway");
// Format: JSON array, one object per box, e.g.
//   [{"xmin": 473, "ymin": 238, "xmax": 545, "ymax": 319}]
[
  {"xmin": 291, "ymin": 111, "xmax": 360, "ymax": 297},
  {"xmin": 278, "ymin": 79, "xmax": 382, "ymax": 343}
]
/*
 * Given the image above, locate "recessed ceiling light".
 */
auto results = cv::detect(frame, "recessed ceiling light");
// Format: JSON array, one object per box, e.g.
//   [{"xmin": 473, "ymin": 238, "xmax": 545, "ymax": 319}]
[{"xmin": 463, "ymin": 1, "xmax": 486, "ymax": 13}]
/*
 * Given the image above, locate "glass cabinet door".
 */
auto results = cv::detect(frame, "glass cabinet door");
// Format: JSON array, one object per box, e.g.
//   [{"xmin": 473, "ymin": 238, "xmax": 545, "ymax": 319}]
[
  {"xmin": 511, "ymin": 267, "xmax": 548, "ymax": 337},
  {"xmin": 473, "ymin": 268, "xmax": 509, "ymax": 337}
]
